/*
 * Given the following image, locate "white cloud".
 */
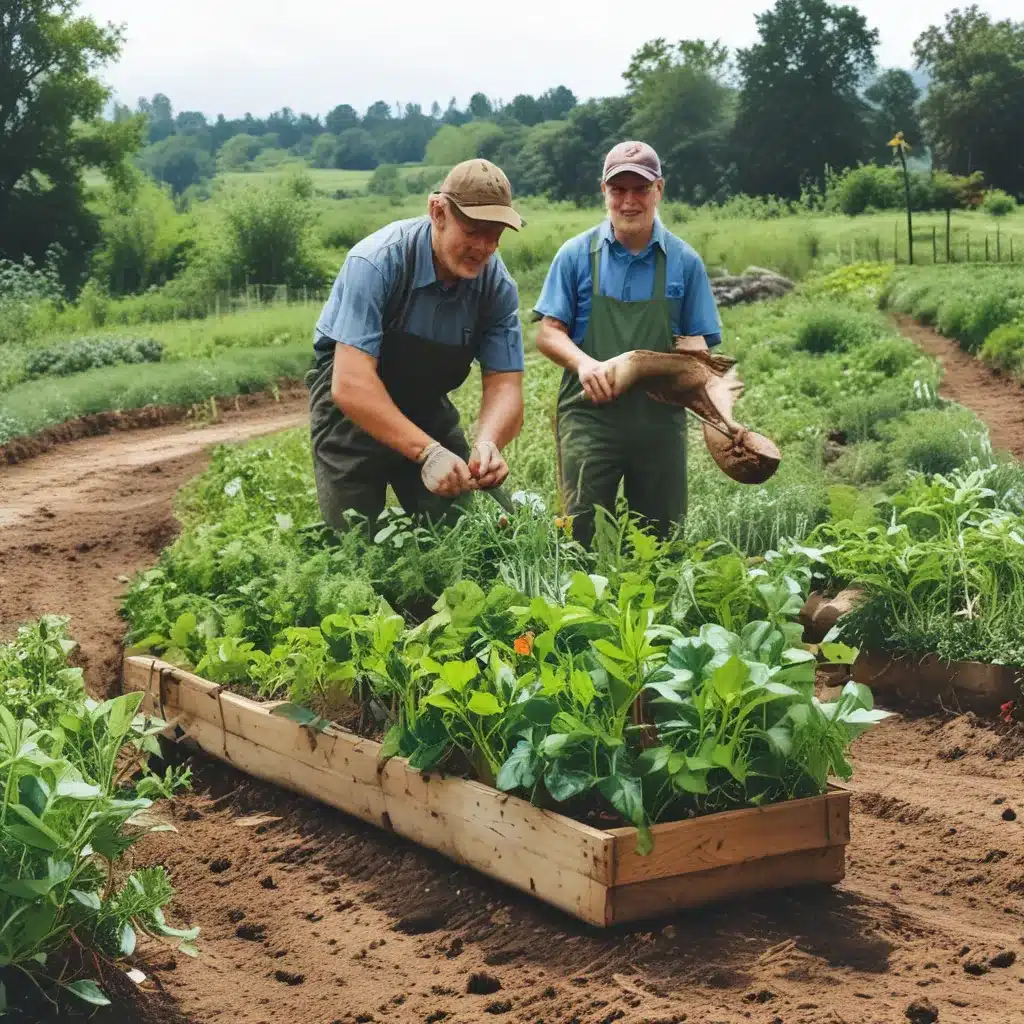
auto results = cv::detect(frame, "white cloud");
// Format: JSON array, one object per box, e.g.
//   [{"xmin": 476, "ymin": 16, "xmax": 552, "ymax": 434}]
[{"xmin": 80, "ymin": 0, "xmax": 1022, "ymax": 119}]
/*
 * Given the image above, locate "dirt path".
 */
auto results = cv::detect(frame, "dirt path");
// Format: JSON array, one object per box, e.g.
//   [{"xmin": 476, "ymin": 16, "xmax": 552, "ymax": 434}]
[
  {"xmin": 1, "ymin": 371, "xmax": 1023, "ymax": 1024},
  {"xmin": 0, "ymin": 394, "xmax": 308, "ymax": 693},
  {"xmin": 893, "ymin": 313, "xmax": 1024, "ymax": 460}
]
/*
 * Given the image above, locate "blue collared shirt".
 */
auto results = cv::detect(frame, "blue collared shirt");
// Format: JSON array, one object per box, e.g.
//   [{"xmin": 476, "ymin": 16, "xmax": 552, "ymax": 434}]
[
  {"xmin": 532, "ymin": 217, "xmax": 722, "ymax": 346},
  {"xmin": 314, "ymin": 216, "xmax": 524, "ymax": 373}
]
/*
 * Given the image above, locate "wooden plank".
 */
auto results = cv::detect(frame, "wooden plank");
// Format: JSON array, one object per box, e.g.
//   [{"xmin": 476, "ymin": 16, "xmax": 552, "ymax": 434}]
[
  {"xmin": 610, "ymin": 790, "xmax": 850, "ymax": 885},
  {"xmin": 607, "ymin": 845, "xmax": 846, "ymax": 925},
  {"xmin": 124, "ymin": 657, "xmax": 381, "ymax": 787},
  {"xmin": 380, "ymin": 760, "xmax": 613, "ymax": 886},
  {"xmin": 173, "ymin": 711, "xmax": 388, "ymax": 825},
  {"xmin": 381, "ymin": 762, "xmax": 610, "ymax": 924}
]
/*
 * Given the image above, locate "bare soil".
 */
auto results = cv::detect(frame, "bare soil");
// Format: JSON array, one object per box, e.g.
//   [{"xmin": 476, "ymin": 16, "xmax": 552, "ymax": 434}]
[
  {"xmin": 892, "ymin": 314, "xmax": 1024, "ymax": 461},
  {"xmin": 1, "ymin": 340, "xmax": 1023, "ymax": 1023}
]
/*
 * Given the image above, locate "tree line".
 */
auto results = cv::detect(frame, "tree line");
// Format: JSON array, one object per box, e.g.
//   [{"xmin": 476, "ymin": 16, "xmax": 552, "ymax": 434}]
[{"xmin": 1, "ymin": 0, "xmax": 1022, "ymax": 293}]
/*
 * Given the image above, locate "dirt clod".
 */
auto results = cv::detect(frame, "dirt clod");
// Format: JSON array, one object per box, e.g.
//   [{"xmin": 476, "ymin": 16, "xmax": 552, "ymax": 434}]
[
  {"xmin": 273, "ymin": 970, "xmax": 304, "ymax": 986},
  {"xmin": 210, "ymin": 858, "xmax": 231, "ymax": 874},
  {"xmin": 467, "ymin": 973, "xmax": 502, "ymax": 996},
  {"xmin": 236, "ymin": 923, "xmax": 266, "ymax": 942},
  {"xmin": 990, "ymin": 950, "xmax": 1017, "ymax": 968},
  {"xmin": 905, "ymin": 999, "xmax": 939, "ymax": 1024},
  {"xmin": 484, "ymin": 1000, "xmax": 512, "ymax": 1015},
  {"xmin": 260, "ymin": 875, "xmax": 277, "ymax": 889}
]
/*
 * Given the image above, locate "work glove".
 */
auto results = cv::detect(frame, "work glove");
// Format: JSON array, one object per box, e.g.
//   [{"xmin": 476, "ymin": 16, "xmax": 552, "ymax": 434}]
[
  {"xmin": 418, "ymin": 442, "xmax": 475, "ymax": 498},
  {"xmin": 469, "ymin": 439, "xmax": 509, "ymax": 490}
]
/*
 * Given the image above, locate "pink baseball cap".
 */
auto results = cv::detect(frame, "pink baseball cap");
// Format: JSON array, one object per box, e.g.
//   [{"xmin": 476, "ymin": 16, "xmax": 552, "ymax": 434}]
[{"xmin": 602, "ymin": 141, "xmax": 662, "ymax": 182}]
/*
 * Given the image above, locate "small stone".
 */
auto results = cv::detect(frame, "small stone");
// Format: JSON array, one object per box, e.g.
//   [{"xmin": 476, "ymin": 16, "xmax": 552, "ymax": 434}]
[
  {"xmin": 994, "ymin": 797, "xmax": 1006, "ymax": 805},
  {"xmin": 662, "ymin": 924, "xmax": 677, "ymax": 939},
  {"xmin": 963, "ymin": 959, "xmax": 988, "ymax": 976},
  {"xmin": 260, "ymin": 876, "xmax": 277, "ymax": 889},
  {"xmin": 989, "ymin": 950, "xmax": 1017, "ymax": 968},
  {"xmin": 905, "ymin": 997, "xmax": 938, "ymax": 1024},
  {"xmin": 1002, "ymin": 808, "xmax": 1017, "ymax": 821},
  {"xmin": 274, "ymin": 969, "xmax": 304, "ymax": 986}
]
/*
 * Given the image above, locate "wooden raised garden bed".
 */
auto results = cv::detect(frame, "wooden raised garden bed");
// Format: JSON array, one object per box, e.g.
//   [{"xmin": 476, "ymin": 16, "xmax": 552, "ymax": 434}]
[
  {"xmin": 123, "ymin": 655, "xmax": 852, "ymax": 927},
  {"xmin": 852, "ymin": 651, "xmax": 1021, "ymax": 717}
]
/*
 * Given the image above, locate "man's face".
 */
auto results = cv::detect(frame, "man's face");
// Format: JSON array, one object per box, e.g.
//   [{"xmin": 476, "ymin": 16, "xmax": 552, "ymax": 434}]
[
  {"xmin": 602, "ymin": 171, "xmax": 663, "ymax": 236},
  {"xmin": 432, "ymin": 200, "xmax": 505, "ymax": 280}
]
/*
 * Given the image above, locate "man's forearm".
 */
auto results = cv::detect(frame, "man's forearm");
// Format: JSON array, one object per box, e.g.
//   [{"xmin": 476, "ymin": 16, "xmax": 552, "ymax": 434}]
[
  {"xmin": 536, "ymin": 318, "xmax": 587, "ymax": 372},
  {"xmin": 475, "ymin": 373, "xmax": 524, "ymax": 449},
  {"xmin": 332, "ymin": 362, "xmax": 434, "ymax": 462}
]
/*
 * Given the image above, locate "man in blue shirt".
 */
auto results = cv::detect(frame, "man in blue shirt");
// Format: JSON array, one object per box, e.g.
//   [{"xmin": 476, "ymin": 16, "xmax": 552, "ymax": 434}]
[
  {"xmin": 308, "ymin": 159, "xmax": 526, "ymax": 533},
  {"xmin": 533, "ymin": 141, "xmax": 723, "ymax": 548}
]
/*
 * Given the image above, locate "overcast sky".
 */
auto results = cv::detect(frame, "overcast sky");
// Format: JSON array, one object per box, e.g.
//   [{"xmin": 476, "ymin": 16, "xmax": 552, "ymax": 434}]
[{"xmin": 80, "ymin": 0, "xmax": 1019, "ymax": 121}]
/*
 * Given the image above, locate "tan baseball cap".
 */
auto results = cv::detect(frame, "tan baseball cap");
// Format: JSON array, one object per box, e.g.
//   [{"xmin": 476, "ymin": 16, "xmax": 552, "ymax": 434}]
[
  {"xmin": 436, "ymin": 159, "xmax": 523, "ymax": 231},
  {"xmin": 603, "ymin": 141, "xmax": 662, "ymax": 182}
]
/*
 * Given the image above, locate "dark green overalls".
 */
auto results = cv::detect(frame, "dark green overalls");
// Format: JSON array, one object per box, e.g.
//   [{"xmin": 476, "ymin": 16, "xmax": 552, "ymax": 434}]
[
  {"xmin": 306, "ymin": 307, "xmax": 477, "ymax": 533},
  {"xmin": 555, "ymin": 233, "xmax": 689, "ymax": 549}
]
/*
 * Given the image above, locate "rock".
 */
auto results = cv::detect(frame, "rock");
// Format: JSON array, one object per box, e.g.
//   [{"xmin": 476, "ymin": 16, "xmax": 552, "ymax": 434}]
[
  {"xmin": 905, "ymin": 997, "xmax": 939, "ymax": 1024},
  {"xmin": 989, "ymin": 950, "xmax": 1017, "ymax": 968},
  {"xmin": 710, "ymin": 269, "xmax": 795, "ymax": 309},
  {"xmin": 1002, "ymin": 807, "xmax": 1017, "ymax": 821}
]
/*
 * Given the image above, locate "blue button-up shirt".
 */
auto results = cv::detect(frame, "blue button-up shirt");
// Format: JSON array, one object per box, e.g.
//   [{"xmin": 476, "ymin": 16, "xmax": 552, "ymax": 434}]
[
  {"xmin": 532, "ymin": 217, "xmax": 722, "ymax": 346},
  {"xmin": 315, "ymin": 216, "xmax": 524, "ymax": 373}
]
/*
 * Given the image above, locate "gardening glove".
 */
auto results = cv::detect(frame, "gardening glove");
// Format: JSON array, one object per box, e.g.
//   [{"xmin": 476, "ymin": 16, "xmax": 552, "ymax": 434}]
[
  {"xmin": 469, "ymin": 439, "xmax": 509, "ymax": 490},
  {"xmin": 418, "ymin": 442, "xmax": 475, "ymax": 498}
]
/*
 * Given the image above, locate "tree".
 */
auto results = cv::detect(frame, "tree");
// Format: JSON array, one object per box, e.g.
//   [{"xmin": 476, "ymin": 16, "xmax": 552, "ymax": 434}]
[
  {"xmin": 914, "ymin": 7, "xmax": 1024, "ymax": 195},
  {"xmin": 217, "ymin": 133, "xmax": 262, "ymax": 171},
  {"xmin": 139, "ymin": 92, "xmax": 175, "ymax": 144},
  {"xmin": 333, "ymin": 127, "xmax": 378, "ymax": 170},
  {"xmin": 509, "ymin": 94, "xmax": 543, "ymax": 126},
  {"xmin": 424, "ymin": 123, "xmax": 501, "ymax": 168},
  {"xmin": 309, "ymin": 133, "xmax": 339, "ymax": 169},
  {"xmin": 140, "ymin": 135, "xmax": 214, "ymax": 195},
  {"xmin": 625, "ymin": 39, "xmax": 735, "ymax": 203},
  {"xmin": 325, "ymin": 104, "xmax": 360, "ymax": 135},
  {"xmin": 864, "ymin": 69, "xmax": 925, "ymax": 163},
  {"xmin": 0, "ymin": 0, "xmax": 143, "ymax": 288},
  {"xmin": 537, "ymin": 85, "xmax": 578, "ymax": 121},
  {"xmin": 469, "ymin": 92, "xmax": 493, "ymax": 119},
  {"xmin": 732, "ymin": 0, "xmax": 879, "ymax": 198},
  {"xmin": 363, "ymin": 100, "xmax": 393, "ymax": 128}
]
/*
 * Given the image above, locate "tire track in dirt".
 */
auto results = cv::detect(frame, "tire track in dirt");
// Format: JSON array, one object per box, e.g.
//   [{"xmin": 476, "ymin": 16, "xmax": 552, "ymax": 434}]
[{"xmin": 892, "ymin": 313, "xmax": 1024, "ymax": 460}]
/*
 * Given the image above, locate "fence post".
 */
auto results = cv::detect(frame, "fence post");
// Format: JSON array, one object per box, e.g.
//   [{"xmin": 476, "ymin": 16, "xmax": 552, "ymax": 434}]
[
  {"xmin": 967, "ymin": 232, "xmax": 971, "ymax": 262},
  {"xmin": 996, "ymin": 224, "xmax": 1001, "ymax": 262},
  {"xmin": 894, "ymin": 222, "xmax": 899, "ymax": 264},
  {"xmin": 985, "ymin": 235, "xmax": 990, "ymax": 262},
  {"xmin": 1011, "ymin": 237, "xmax": 1015, "ymax": 263},
  {"xmin": 932, "ymin": 226, "xmax": 937, "ymax": 264},
  {"xmin": 875, "ymin": 234, "xmax": 881, "ymax": 261}
]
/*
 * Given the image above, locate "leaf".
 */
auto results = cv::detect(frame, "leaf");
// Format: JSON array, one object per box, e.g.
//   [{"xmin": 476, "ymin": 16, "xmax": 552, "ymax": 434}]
[
  {"xmin": 71, "ymin": 889, "xmax": 103, "ymax": 910},
  {"xmin": 597, "ymin": 774, "xmax": 646, "ymax": 831},
  {"xmin": 592, "ymin": 639, "xmax": 630, "ymax": 662},
  {"xmin": 18, "ymin": 775, "xmax": 49, "ymax": 818},
  {"xmin": 421, "ymin": 692, "xmax": 460, "ymax": 713},
  {"xmin": 671, "ymin": 766, "xmax": 709, "ymax": 794},
  {"xmin": 635, "ymin": 746, "xmax": 670, "ymax": 774},
  {"xmin": 840, "ymin": 680, "xmax": 874, "ymax": 710},
  {"xmin": 0, "ymin": 877, "xmax": 54, "ymax": 899},
  {"xmin": 820, "ymin": 642, "xmax": 860, "ymax": 665},
  {"xmin": 711, "ymin": 656, "xmax": 748, "ymax": 701},
  {"xmin": 569, "ymin": 669, "xmax": 596, "ymax": 709},
  {"xmin": 544, "ymin": 764, "xmax": 593, "ymax": 802},
  {"xmin": 765, "ymin": 725, "xmax": 793, "ymax": 756},
  {"xmin": 407, "ymin": 741, "xmax": 447, "ymax": 771},
  {"xmin": 496, "ymin": 741, "xmax": 537, "ymax": 792},
  {"xmin": 840, "ymin": 708, "xmax": 894, "ymax": 725},
  {"xmin": 178, "ymin": 942, "xmax": 200, "ymax": 958},
  {"xmin": 466, "ymin": 691, "xmax": 503, "ymax": 716},
  {"xmin": 64, "ymin": 980, "xmax": 111, "ymax": 1007},
  {"xmin": 270, "ymin": 703, "xmax": 326, "ymax": 729},
  {"xmin": 120, "ymin": 923, "xmax": 137, "ymax": 956},
  {"xmin": 642, "ymin": 682, "xmax": 686, "ymax": 704},
  {"xmin": 107, "ymin": 692, "xmax": 144, "ymax": 739},
  {"xmin": 8, "ymin": 805, "xmax": 64, "ymax": 847},
  {"xmin": 169, "ymin": 612, "xmax": 197, "ymax": 650},
  {"xmin": 378, "ymin": 725, "xmax": 404, "ymax": 761},
  {"xmin": 56, "ymin": 780, "xmax": 103, "ymax": 801}
]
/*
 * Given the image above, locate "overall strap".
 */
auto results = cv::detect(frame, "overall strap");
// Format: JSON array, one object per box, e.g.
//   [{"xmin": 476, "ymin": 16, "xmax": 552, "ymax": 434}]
[
  {"xmin": 589, "ymin": 229, "xmax": 603, "ymax": 298},
  {"xmin": 653, "ymin": 245, "xmax": 667, "ymax": 298},
  {"xmin": 382, "ymin": 226, "xmax": 422, "ymax": 332}
]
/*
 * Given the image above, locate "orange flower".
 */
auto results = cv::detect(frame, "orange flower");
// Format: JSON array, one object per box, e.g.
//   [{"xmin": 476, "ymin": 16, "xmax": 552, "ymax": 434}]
[{"xmin": 514, "ymin": 632, "xmax": 535, "ymax": 656}]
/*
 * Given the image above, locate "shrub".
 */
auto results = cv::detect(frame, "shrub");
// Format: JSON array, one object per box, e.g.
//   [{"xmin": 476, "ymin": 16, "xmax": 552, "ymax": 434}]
[
  {"xmin": 980, "ymin": 321, "xmax": 1024, "ymax": 375},
  {"xmin": 983, "ymin": 189, "xmax": 1018, "ymax": 217},
  {"xmin": 24, "ymin": 337, "xmax": 164, "ymax": 380},
  {"xmin": 793, "ymin": 307, "xmax": 876, "ymax": 354},
  {"xmin": 882, "ymin": 408, "xmax": 990, "ymax": 478}
]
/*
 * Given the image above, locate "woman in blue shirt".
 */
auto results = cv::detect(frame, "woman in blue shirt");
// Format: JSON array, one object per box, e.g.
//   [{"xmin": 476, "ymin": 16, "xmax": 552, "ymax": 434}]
[{"xmin": 533, "ymin": 141, "xmax": 723, "ymax": 548}]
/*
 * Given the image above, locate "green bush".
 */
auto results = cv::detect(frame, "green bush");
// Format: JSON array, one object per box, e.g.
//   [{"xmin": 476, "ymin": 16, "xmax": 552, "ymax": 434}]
[
  {"xmin": 981, "ymin": 321, "xmax": 1024, "ymax": 375},
  {"xmin": 25, "ymin": 337, "xmax": 163, "ymax": 380},
  {"xmin": 983, "ymin": 189, "xmax": 1018, "ymax": 217},
  {"xmin": 882, "ymin": 408, "xmax": 990, "ymax": 478},
  {"xmin": 793, "ymin": 307, "xmax": 876, "ymax": 354}
]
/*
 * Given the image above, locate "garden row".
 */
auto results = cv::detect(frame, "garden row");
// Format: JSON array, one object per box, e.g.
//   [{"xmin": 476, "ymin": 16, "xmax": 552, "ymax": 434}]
[{"xmin": 882, "ymin": 264, "xmax": 1024, "ymax": 377}]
